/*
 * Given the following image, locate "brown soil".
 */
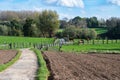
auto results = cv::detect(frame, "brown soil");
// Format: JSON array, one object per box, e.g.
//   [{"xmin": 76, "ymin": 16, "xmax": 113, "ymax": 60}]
[
  {"xmin": 0, "ymin": 50, "xmax": 17, "ymax": 64},
  {"xmin": 43, "ymin": 51, "xmax": 120, "ymax": 80}
]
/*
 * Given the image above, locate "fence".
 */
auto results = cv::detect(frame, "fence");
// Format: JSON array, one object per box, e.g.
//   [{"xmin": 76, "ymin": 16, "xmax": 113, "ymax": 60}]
[
  {"xmin": 74, "ymin": 39, "xmax": 120, "ymax": 45},
  {"xmin": 0, "ymin": 39, "xmax": 119, "ymax": 50}
]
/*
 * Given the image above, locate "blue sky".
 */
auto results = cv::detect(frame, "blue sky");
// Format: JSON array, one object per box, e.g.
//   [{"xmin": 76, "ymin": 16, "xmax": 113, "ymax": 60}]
[{"xmin": 0, "ymin": 0, "xmax": 120, "ymax": 19}]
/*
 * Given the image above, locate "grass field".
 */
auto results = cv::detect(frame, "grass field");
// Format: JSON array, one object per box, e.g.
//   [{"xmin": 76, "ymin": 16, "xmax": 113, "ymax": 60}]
[
  {"xmin": 61, "ymin": 42, "xmax": 120, "ymax": 53},
  {"xmin": 74, "ymin": 39, "xmax": 119, "ymax": 44},
  {"xmin": 0, "ymin": 36, "xmax": 53, "ymax": 44},
  {"xmin": 90, "ymin": 28, "xmax": 108, "ymax": 34},
  {"xmin": 0, "ymin": 36, "xmax": 54, "ymax": 49}
]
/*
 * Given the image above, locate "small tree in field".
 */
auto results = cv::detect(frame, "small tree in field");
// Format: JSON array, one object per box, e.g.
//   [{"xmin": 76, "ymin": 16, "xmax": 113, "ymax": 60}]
[{"xmin": 62, "ymin": 26, "xmax": 76, "ymax": 39}]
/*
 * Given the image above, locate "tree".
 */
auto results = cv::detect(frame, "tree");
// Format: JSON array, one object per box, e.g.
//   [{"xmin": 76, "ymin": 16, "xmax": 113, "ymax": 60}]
[
  {"xmin": 87, "ymin": 17, "xmax": 99, "ymax": 28},
  {"xmin": 69, "ymin": 16, "xmax": 87, "ymax": 28},
  {"xmin": 29, "ymin": 24, "xmax": 40, "ymax": 37},
  {"xmin": 106, "ymin": 17, "xmax": 120, "ymax": 30},
  {"xmin": 38, "ymin": 10, "xmax": 59, "ymax": 37},
  {"xmin": 59, "ymin": 19, "xmax": 69, "ymax": 29},
  {"xmin": 8, "ymin": 19, "xmax": 23, "ymax": 36},
  {"xmin": 98, "ymin": 18, "xmax": 106, "ymax": 28},
  {"xmin": 105, "ymin": 21, "xmax": 120, "ymax": 39},
  {"xmin": 0, "ymin": 11, "xmax": 40, "ymax": 21},
  {"xmin": 62, "ymin": 26, "xmax": 76, "ymax": 38},
  {"xmin": 23, "ymin": 18, "xmax": 33, "ymax": 37},
  {"xmin": 0, "ymin": 25, "xmax": 8, "ymax": 35}
]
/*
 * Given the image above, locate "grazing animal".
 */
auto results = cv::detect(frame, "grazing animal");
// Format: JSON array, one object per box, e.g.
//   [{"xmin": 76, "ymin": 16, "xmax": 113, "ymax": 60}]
[
  {"xmin": 69, "ymin": 37, "xmax": 74, "ymax": 42},
  {"xmin": 78, "ymin": 39, "xmax": 84, "ymax": 44}
]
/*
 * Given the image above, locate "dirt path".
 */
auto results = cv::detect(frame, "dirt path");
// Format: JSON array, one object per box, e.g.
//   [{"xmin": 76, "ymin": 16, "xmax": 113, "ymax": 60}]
[
  {"xmin": 0, "ymin": 49, "xmax": 38, "ymax": 80},
  {"xmin": 43, "ymin": 51, "xmax": 120, "ymax": 80}
]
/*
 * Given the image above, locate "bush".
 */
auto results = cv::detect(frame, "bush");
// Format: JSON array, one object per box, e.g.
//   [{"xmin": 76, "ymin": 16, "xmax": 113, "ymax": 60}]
[
  {"xmin": 55, "ymin": 32, "xmax": 63, "ymax": 38},
  {"xmin": 89, "ymin": 29, "xmax": 97, "ymax": 39},
  {"xmin": 55, "ymin": 27, "xmax": 97, "ymax": 39},
  {"xmin": 62, "ymin": 26, "xmax": 76, "ymax": 38}
]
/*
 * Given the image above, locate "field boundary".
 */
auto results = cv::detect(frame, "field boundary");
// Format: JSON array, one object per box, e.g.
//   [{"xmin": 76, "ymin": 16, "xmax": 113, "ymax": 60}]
[
  {"xmin": 32, "ymin": 48, "xmax": 49, "ymax": 80},
  {"xmin": 0, "ymin": 51, "xmax": 21, "ymax": 72}
]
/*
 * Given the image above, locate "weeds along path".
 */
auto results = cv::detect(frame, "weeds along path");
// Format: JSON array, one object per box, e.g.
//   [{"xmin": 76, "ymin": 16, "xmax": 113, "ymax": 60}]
[{"xmin": 0, "ymin": 49, "xmax": 38, "ymax": 80}]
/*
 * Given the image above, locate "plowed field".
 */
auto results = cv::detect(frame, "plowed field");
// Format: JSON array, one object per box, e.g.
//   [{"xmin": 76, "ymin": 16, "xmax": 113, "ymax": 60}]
[
  {"xmin": 0, "ymin": 50, "xmax": 17, "ymax": 64},
  {"xmin": 43, "ymin": 51, "xmax": 120, "ymax": 80}
]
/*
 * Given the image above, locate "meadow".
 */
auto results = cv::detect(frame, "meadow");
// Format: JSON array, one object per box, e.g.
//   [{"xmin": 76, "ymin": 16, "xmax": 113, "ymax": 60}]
[
  {"xmin": 0, "ymin": 36, "xmax": 53, "ymax": 44},
  {"xmin": 61, "ymin": 42, "xmax": 120, "ymax": 53},
  {"xmin": 0, "ymin": 36, "xmax": 120, "ymax": 53},
  {"xmin": 0, "ymin": 36, "xmax": 54, "ymax": 49},
  {"xmin": 91, "ymin": 28, "xmax": 107, "ymax": 34}
]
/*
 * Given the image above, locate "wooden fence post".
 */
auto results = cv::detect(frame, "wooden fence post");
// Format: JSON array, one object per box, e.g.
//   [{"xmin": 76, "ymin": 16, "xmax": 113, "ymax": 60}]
[
  {"xmin": 102, "ymin": 39, "xmax": 104, "ymax": 44},
  {"xmin": 116, "ymin": 39, "xmax": 117, "ymax": 43},
  {"xmin": 13, "ymin": 43, "xmax": 15, "ymax": 49},
  {"xmin": 92, "ymin": 39, "xmax": 95, "ymax": 45},
  {"xmin": 9, "ymin": 43, "xmax": 12, "ymax": 49}
]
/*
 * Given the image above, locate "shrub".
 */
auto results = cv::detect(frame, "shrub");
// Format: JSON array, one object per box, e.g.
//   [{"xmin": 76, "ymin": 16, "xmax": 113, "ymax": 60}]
[
  {"xmin": 62, "ymin": 26, "xmax": 76, "ymax": 38},
  {"xmin": 55, "ymin": 27, "xmax": 97, "ymax": 39}
]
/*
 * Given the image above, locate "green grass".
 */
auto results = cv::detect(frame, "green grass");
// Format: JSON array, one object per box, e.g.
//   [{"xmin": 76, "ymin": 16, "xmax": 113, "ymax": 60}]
[
  {"xmin": 0, "ymin": 36, "xmax": 53, "ymax": 44},
  {"xmin": 0, "ymin": 51, "xmax": 21, "ymax": 72},
  {"xmin": 32, "ymin": 48, "xmax": 49, "ymax": 80},
  {"xmin": 91, "ymin": 28, "xmax": 108, "ymax": 34},
  {"xmin": 0, "ymin": 36, "xmax": 54, "ymax": 49},
  {"xmin": 74, "ymin": 39, "xmax": 120, "ymax": 44},
  {"xmin": 61, "ymin": 43, "xmax": 120, "ymax": 53}
]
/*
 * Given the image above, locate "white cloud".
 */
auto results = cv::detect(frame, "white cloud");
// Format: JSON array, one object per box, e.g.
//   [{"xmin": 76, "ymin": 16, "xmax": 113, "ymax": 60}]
[
  {"xmin": 108, "ymin": 0, "xmax": 120, "ymax": 6},
  {"xmin": 45, "ymin": 0, "xmax": 84, "ymax": 8}
]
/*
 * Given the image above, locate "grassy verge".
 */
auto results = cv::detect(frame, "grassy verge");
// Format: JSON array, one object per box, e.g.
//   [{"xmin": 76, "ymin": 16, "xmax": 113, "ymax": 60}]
[
  {"xmin": 32, "ymin": 48, "xmax": 49, "ymax": 80},
  {"xmin": 0, "ymin": 51, "xmax": 21, "ymax": 72}
]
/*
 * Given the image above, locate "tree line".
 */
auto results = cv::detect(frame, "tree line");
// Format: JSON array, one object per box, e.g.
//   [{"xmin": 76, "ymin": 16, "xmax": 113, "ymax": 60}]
[
  {"xmin": 60, "ymin": 16, "xmax": 120, "ymax": 39},
  {"xmin": 0, "ymin": 10, "xmax": 120, "ymax": 39},
  {"xmin": 0, "ymin": 10, "xmax": 59, "ymax": 37}
]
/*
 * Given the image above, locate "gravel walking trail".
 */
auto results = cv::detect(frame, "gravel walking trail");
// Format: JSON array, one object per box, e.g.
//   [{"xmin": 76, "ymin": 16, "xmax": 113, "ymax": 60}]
[{"xmin": 0, "ymin": 49, "xmax": 38, "ymax": 80}]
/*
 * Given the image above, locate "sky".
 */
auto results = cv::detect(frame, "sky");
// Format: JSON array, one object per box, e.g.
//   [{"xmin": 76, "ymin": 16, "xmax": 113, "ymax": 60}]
[{"xmin": 0, "ymin": 0, "xmax": 120, "ymax": 19}]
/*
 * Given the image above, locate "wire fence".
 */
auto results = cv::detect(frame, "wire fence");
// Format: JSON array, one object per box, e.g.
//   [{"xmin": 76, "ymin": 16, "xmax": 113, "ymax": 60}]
[{"xmin": 0, "ymin": 39, "xmax": 119, "ymax": 50}]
